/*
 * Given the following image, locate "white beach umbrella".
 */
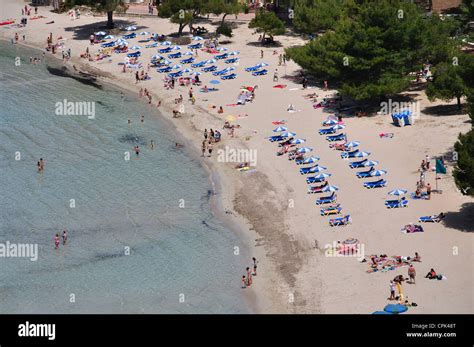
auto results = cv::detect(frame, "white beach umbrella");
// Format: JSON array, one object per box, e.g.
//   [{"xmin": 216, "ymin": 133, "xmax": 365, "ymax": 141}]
[
  {"xmin": 130, "ymin": 45, "xmax": 141, "ymax": 50},
  {"xmin": 216, "ymin": 47, "xmax": 228, "ymax": 51},
  {"xmin": 183, "ymin": 68, "xmax": 193, "ymax": 73},
  {"xmin": 331, "ymin": 124, "xmax": 345, "ymax": 130},
  {"xmin": 171, "ymin": 64, "xmax": 182, "ymax": 69},
  {"xmin": 345, "ymin": 141, "xmax": 360, "ymax": 148},
  {"xmin": 322, "ymin": 185, "xmax": 339, "ymax": 192},
  {"xmin": 297, "ymin": 147, "xmax": 313, "ymax": 154},
  {"xmin": 362, "ymin": 160, "xmax": 379, "ymax": 167},
  {"xmin": 206, "ymin": 59, "xmax": 216, "ymax": 64},
  {"xmin": 104, "ymin": 35, "xmax": 115, "ymax": 39},
  {"xmin": 183, "ymin": 51, "xmax": 194, "ymax": 55},
  {"xmin": 323, "ymin": 119, "xmax": 338, "ymax": 126},
  {"xmin": 354, "ymin": 151, "xmax": 370, "ymax": 158},
  {"xmin": 290, "ymin": 138, "xmax": 306, "ymax": 145},
  {"xmin": 95, "ymin": 31, "xmax": 107, "ymax": 36},
  {"xmin": 303, "ymin": 156, "xmax": 320, "ymax": 164},
  {"xmin": 273, "ymin": 126, "xmax": 287, "ymax": 132},
  {"xmin": 161, "ymin": 41, "xmax": 172, "ymax": 46},
  {"xmin": 229, "ymin": 51, "xmax": 240, "ymax": 55},
  {"xmin": 192, "ymin": 36, "xmax": 204, "ymax": 41},
  {"xmin": 139, "ymin": 31, "xmax": 150, "ymax": 35},
  {"xmin": 191, "ymin": 71, "xmax": 202, "ymax": 76},
  {"xmin": 161, "ymin": 59, "xmax": 172, "ymax": 65},
  {"xmin": 125, "ymin": 26, "xmax": 137, "ymax": 31},
  {"xmin": 151, "ymin": 55, "xmax": 163, "ymax": 60},
  {"xmin": 281, "ymin": 131, "xmax": 296, "ymax": 138},
  {"xmin": 313, "ymin": 173, "xmax": 331, "ymax": 180},
  {"xmin": 171, "ymin": 45, "xmax": 181, "ymax": 50},
  {"xmin": 309, "ymin": 166, "xmax": 327, "ymax": 173},
  {"xmin": 388, "ymin": 189, "xmax": 407, "ymax": 196},
  {"xmin": 370, "ymin": 170, "xmax": 387, "ymax": 177}
]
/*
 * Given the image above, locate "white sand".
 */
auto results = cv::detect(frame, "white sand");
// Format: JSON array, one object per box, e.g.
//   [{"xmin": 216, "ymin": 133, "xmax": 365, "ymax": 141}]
[{"xmin": 2, "ymin": 1, "xmax": 472, "ymax": 313}]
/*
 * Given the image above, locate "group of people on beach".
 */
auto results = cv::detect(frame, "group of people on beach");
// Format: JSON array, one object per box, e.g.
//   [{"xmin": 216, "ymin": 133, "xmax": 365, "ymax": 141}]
[
  {"xmin": 416, "ymin": 155, "xmax": 434, "ymax": 199},
  {"xmin": 242, "ymin": 257, "xmax": 258, "ymax": 288},
  {"xmin": 201, "ymin": 128, "xmax": 222, "ymax": 157}
]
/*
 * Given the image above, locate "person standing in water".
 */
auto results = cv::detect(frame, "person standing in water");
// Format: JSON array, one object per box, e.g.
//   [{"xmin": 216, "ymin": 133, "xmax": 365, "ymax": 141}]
[
  {"xmin": 54, "ymin": 234, "xmax": 60, "ymax": 249},
  {"xmin": 252, "ymin": 257, "xmax": 258, "ymax": 276},
  {"xmin": 246, "ymin": 267, "xmax": 252, "ymax": 286},
  {"xmin": 134, "ymin": 146, "xmax": 140, "ymax": 156},
  {"xmin": 201, "ymin": 140, "xmax": 206, "ymax": 157},
  {"xmin": 207, "ymin": 142, "xmax": 213, "ymax": 157},
  {"xmin": 150, "ymin": 140, "xmax": 155, "ymax": 150},
  {"xmin": 62, "ymin": 229, "xmax": 68, "ymax": 245}
]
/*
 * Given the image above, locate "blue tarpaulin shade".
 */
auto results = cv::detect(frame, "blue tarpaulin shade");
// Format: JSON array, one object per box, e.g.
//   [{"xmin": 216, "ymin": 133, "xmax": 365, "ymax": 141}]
[{"xmin": 384, "ymin": 304, "xmax": 408, "ymax": 314}]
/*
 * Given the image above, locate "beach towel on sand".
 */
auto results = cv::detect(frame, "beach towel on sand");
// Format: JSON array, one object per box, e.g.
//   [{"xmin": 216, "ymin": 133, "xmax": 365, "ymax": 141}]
[{"xmin": 273, "ymin": 84, "xmax": 287, "ymax": 89}]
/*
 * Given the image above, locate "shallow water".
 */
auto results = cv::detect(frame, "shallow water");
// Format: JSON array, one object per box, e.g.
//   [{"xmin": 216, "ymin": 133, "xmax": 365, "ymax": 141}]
[{"xmin": 0, "ymin": 41, "xmax": 251, "ymax": 313}]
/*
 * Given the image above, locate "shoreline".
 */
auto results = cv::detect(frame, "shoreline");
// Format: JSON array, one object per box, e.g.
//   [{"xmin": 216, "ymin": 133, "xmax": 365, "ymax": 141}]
[{"xmin": 1, "ymin": 36, "xmax": 281, "ymax": 314}]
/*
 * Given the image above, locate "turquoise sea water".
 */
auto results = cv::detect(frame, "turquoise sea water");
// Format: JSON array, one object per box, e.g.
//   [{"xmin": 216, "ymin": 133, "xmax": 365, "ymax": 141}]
[{"xmin": 0, "ymin": 41, "xmax": 251, "ymax": 313}]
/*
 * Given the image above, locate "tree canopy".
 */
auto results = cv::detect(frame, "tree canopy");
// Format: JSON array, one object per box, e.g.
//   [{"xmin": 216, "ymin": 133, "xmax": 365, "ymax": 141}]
[
  {"xmin": 248, "ymin": 9, "xmax": 285, "ymax": 42},
  {"xmin": 67, "ymin": 0, "xmax": 123, "ymax": 28},
  {"xmin": 292, "ymin": 0, "xmax": 345, "ymax": 34},
  {"xmin": 285, "ymin": 0, "xmax": 456, "ymax": 101}
]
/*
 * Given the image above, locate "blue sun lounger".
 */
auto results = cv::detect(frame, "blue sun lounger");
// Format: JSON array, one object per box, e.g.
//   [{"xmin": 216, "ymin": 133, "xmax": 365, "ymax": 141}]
[
  {"xmin": 364, "ymin": 179, "xmax": 387, "ymax": 189},
  {"xmin": 188, "ymin": 43, "xmax": 202, "ymax": 49},
  {"xmin": 127, "ymin": 51, "xmax": 141, "ymax": 58},
  {"xmin": 268, "ymin": 135, "xmax": 284, "ymax": 142},
  {"xmin": 245, "ymin": 65, "xmax": 260, "ymax": 72},
  {"xmin": 180, "ymin": 57, "xmax": 195, "ymax": 64},
  {"xmin": 326, "ymin": 133, "xmax": 346, "ymax": 142},
  {"xmin": 419, "ymin": 215, "xmax": 443, "ymax": 222},
  {"xmin": 202, "ymin": 65, "xmax": 217, "ymax": 72},
  {"xmin": 306, "ymin": 175, "xmax": 330, "ymax": 184},
  {"xmin": 146, "ymin": 42, "xmax": 158, "ymax": 48},
  {"xmin": 252, "ymin": 69, "xmax": 268, "ymax": 76},
  {"xmin": 221, "ymin": 73, "xmax": 237, "ymax": 80},
  {"xmin": 101, "ymin": 41, "xmax": 116, "ymax": 48},
  {"xmin": 159, "ymin": 47, "xmax": 172, "ymax": 53},
  {"xmin": 349, "ymin": 159, "xmax": 375, "ymax": 169},
  {"xmin": 385, "ymin": 198, "xmax": 408, "ymax": 209},
  {"xmin": 168, "ymin": 52, "xmax": 181, "ymax": 59},
  {"xmin": 157, "ymin": 66, "xmax": 172, "ymax": 73},
  {"xmin": 225, "ymin": 58, "xmax": 240, "ymax": 64},
  {"xmin": 191, "ymin": 61, "xmax": 206, "ymax": 68},
  {"xmin": 123, "ymin": 33, "xmax": 136, "ymax": 39},
  {"xmin": 319, "ymin": 127, "xmax": 336, "ymax": 135},
  {"xmin": 215, "ymin": 53, "xmax": 229, "ymax": 60},
  {"xmin": 320, "ymin": 204, "xmax": 342, "ymax": 216},
  {"xmin": 341, "ymin": 149, "xmax": 363, "ymax": 159},
  {"xmin": 329, "ymin": 215, "xmax": 351, "ymax": 227},
  {"xmin": 356, "ymin": 168, "xmax": 375, "ymax": 178},
  {"xmin": 168, "ymin": 71, "xmax": 183, "ymax": 78},
  {"xmin": 213, "ymin": 68, "xmax": 231, "ymax": 76},
  {"xmin": 316, "ymin": 192, "xmax": 336, "ymax": 205},
  {"xmin": 300, "ymin": 166, "xmax": 319, "ymax": 175}
]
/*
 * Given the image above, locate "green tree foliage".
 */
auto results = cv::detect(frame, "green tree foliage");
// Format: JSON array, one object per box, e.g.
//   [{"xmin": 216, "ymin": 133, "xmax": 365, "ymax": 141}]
[
  {"xmin": 157, "ymin": 0, "xmax": 210, "ymax": 35},
  {"xmin": 66, "ymin": 0, "xmax": 123, "ymax": 28},
  {"xmin": 286, "ymin": 0, "xmax": 455, "ymax": 101},
  {"xmin": 248, "ymin": 9, "xmax": 285, "ymax": 42},
  {"xmin": 454, "ymin": 125, "xmax": 474, "ymax": 196},
  {"xmin": 208, "ymin": 0, "xmax": 242, "ymax": 26},
  {"xmin": 293, "ymin": 0, "xmax": 345, "ymax": 34}
]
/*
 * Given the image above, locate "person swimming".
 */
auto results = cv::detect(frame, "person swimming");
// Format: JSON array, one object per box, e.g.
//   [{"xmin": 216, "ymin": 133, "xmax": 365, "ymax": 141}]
[{"xmin": 62, "ymin": 230, "xmax": 68, "ymax": 245}]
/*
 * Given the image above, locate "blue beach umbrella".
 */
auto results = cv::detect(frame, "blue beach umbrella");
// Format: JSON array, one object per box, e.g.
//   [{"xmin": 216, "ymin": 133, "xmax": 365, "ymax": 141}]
[
  {"xmin": 192, "ymin": 36, "xmax": 204, "ymax": 41},
  {"xmin": 191, "ymin": 71, "xmax": 202, "ymax": 76},
  {"xmin": 206, "ymin": 59, "xmax": 216, "ymax": 64},
  {"xmin": 229, "ymin": 51, "xmax": 240, "ymax": 55},
  {"xmin": 354, "ymin": 151, "xmax": 370, "ymax": 158},
  {"xmin": 216, "ymin": 47, "xmax": 228, "ymax": 51},
  {"xmin": 370, "ymin": 170, "xmax": 387, "ymax": 177},
  {"xmin": 209, "ymin": 80, "xmax": 221, "ymax": 85},
  {"xmin": 139, "ymin": 31, "xmax": 150, "ymax": 35},
  {"xmin": 323, "ymin": 119, "xmax": 338, "ymax": 126},
  {"xmin": 171, "ymin": 64, "xmax": 182, "ymax": 69},
  {"xmin": 280, "ymin": 131, "xmax": 295, "ymax": 138},
  {"xmin": 130, "ymin": 45, "xmax": 141, "ymax": 50},
  {"xmin": 104, "ymin": 35, "xmax": 115, "ymax": 39},
  {"xmin": 125, "ymin": 26, "xmax": 137, "ymax": 31},
  {"xmin": 384, "ymin": 304, "xmax": 408, "ymax": 314},
  {"xmin": 388, "ymin": 189, "xmax": 407, "ymax": 196},
  {"xmin": 297, "ymin": 147, "xmax": 313, "ymax": 154},
  {"xmin": 95, "ymin": 31, "xmax": 107, "ymax": 36},
  {"xmin": 183, "ymin": 51, "xmax": 194, "ymax": 56},
  {"xmin": 273, "ymin": 126, "xmax": 287, "ymax": 133},
  {"xmin": 303, "ymin": 156, "xmax": 320, "ymax": 164},
  {"xmin": 161, "ymin": 41, "xmax": 172, "ymax": 46},
  {"xmin": 291, "ymin": 138, "xmax": 306, "ymax": 145},
  {"xmin": 171, "ymin": 45, "xmax": 181, "ymax": 50},
  {"xmin": 331, "ymin": 124, "xmax": 345, "ymax": 130},
  {"xmin": 309, "ymin": 165, "xmax": 327, "ymax": 173},
  {"xmin": 183, "ymin": 68, "xmax": 193, "ymax": 73},
  {"xmin": 322, "ymin": 185, "xmax": 339, "ymax": 192}
]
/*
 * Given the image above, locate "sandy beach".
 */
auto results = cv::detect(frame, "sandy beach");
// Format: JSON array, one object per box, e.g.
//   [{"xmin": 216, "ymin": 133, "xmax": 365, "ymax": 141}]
[{"xmin": 1, "ymin": 0, "xmax": 472, "ymax": 314}]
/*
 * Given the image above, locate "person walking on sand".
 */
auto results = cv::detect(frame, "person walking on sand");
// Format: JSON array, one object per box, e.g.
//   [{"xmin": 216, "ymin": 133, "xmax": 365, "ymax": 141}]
[
  {"xmin": 408, "ymin": 264, "xmax": 416, "ymax": 284},
  {"xmin": 246, "ymin": 267, "xmax": 252, "ymax": 285},
  {"xmin": 426, "ymin": 183, "xmax": 432, "ymax": 200},
  {"xmin": 54, "ymin": 233, "xmax": 60, "ymax": 250},
  {"xmin": 389, "ymin": 280, "xmax": 396, "ymax": 300},
  {"xmin": 204, "ymin": 129, "xmax": 208, "ymax": 140},
  {"xmin": 324, "ymin": 80, "xmax": 328, "ymax": 91},
  {"xmin": 242, "ymin": 275, "xmax": 247, "ymax": 288},
  {"xmin": 252, "ymin": 257, "xmax": 258, "ymax": 276},
  {"xmin": 273, "ymin": 69, "xmax": 278, "ymax": 82},
  {"xmin": 207, "ymin": 142, "xmax": 213, "ymax": 157},
  {"xmin": 201, "ymin": 140, "xmax": 206, "ymax": 157},
  {"xmin": 260, "ymin": 50, "xmax": 263, "ymax": 59}
]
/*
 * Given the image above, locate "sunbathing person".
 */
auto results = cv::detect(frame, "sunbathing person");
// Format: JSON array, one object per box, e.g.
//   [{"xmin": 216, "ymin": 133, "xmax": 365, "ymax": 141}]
[{"xmin": 425, "ymin": 268, "xmax": 437, "ymax": 279}]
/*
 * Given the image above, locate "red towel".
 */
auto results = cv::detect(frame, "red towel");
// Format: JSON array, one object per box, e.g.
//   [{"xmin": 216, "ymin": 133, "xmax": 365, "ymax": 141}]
[{"xmin": 273, "ymin": 84, "xmax": 287, "ymax": 89}]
